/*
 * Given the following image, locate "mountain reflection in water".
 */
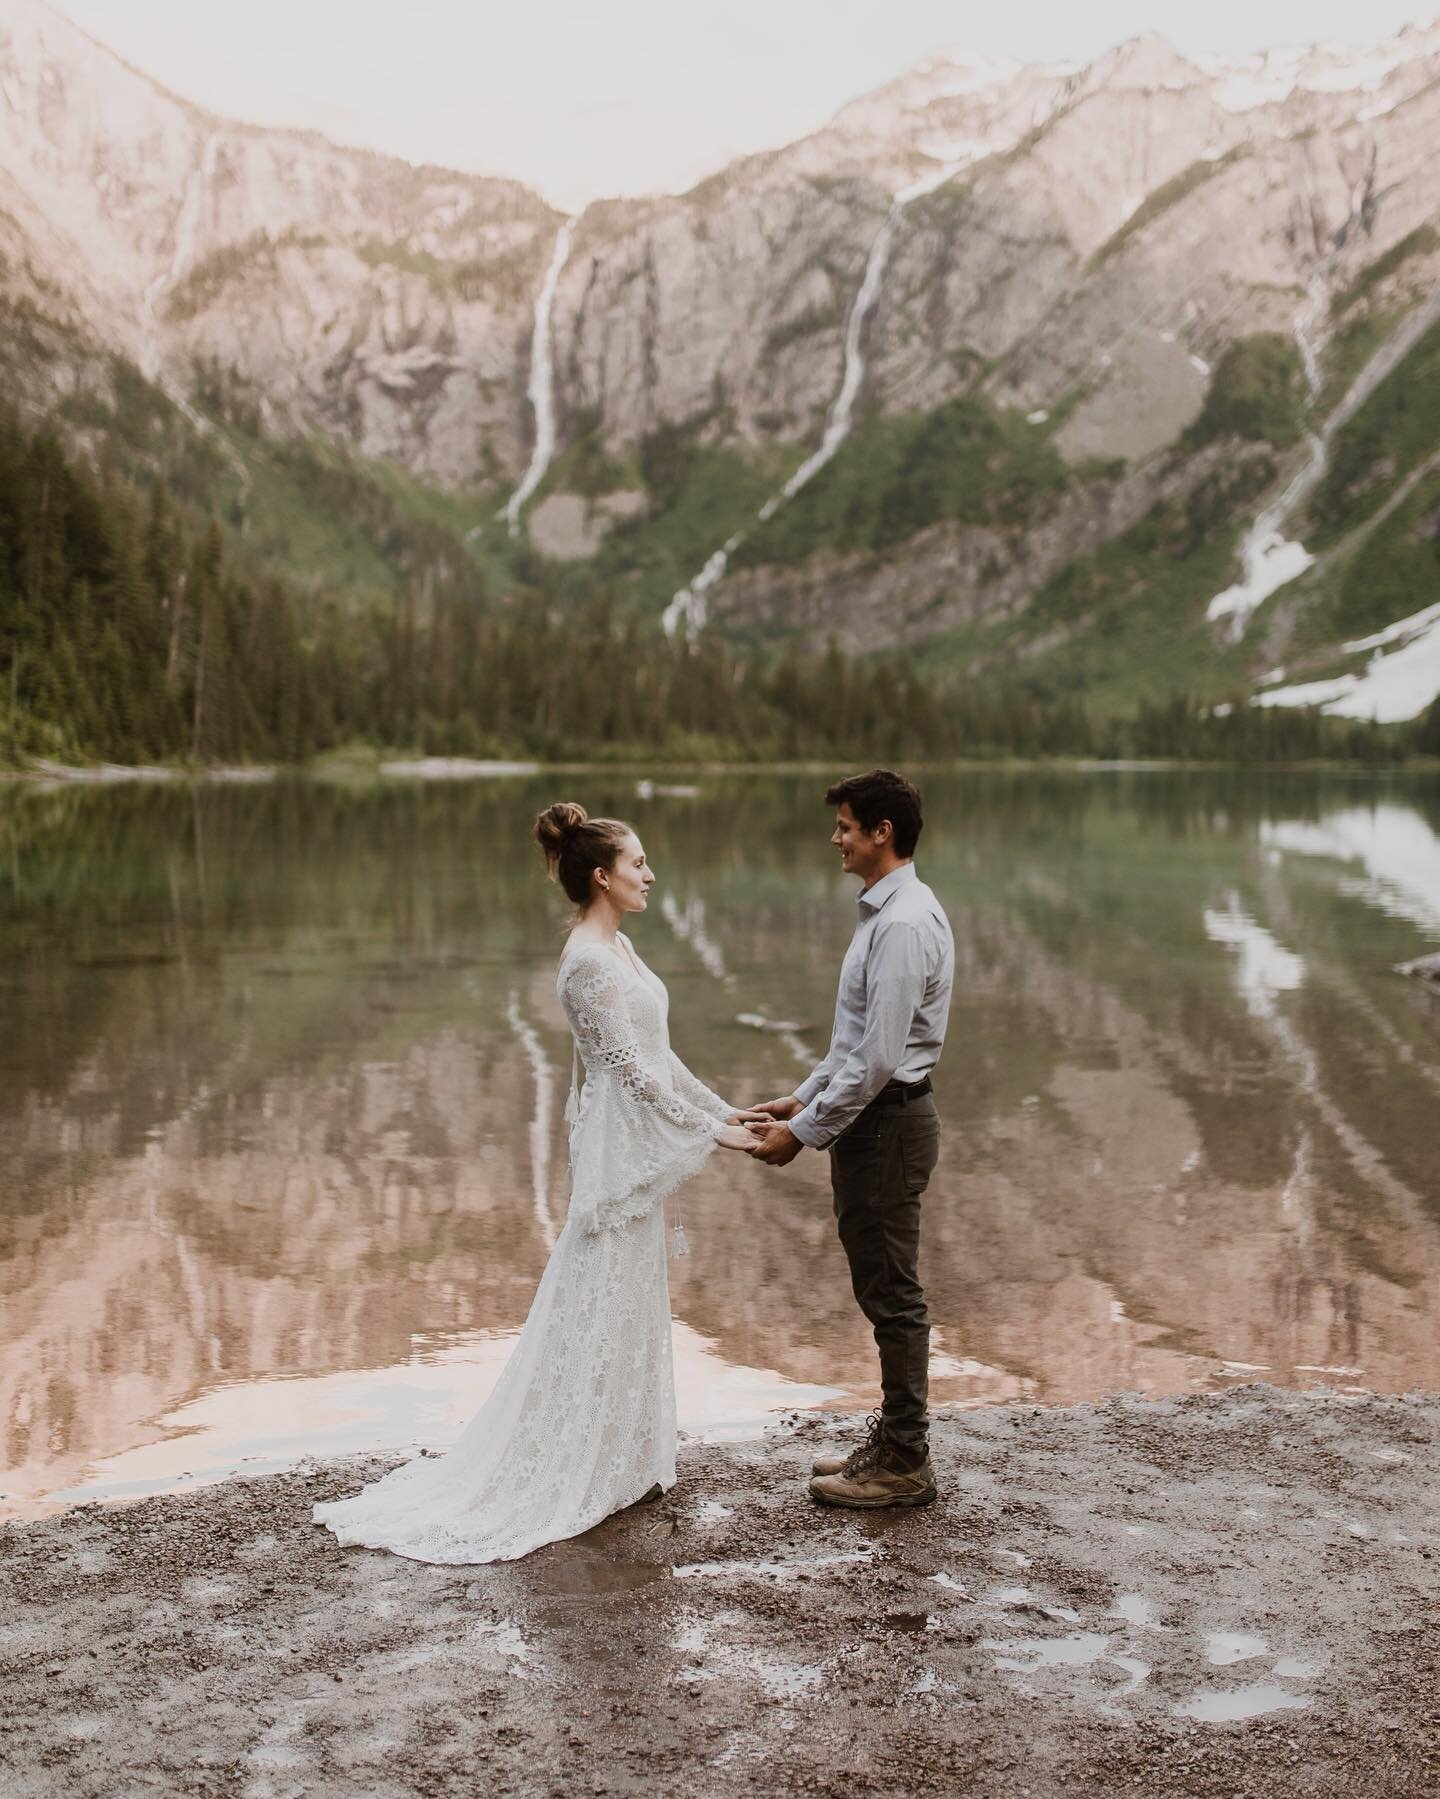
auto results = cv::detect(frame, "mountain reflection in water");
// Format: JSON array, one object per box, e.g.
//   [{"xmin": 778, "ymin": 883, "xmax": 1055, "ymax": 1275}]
[{"xmin": 2, "ymin": 771, "xmax": 1438, "ymax": 1519}]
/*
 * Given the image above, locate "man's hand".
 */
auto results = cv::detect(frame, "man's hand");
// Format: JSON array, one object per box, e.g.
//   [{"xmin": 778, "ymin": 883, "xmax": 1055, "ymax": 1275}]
[
  {"xmin": 752, "ymin": 1095, "xmax": 802, "ymax": 1121},
  {"xmin": 746, "ymin": 1119, "xmax": 803, "ymax": 1166}
]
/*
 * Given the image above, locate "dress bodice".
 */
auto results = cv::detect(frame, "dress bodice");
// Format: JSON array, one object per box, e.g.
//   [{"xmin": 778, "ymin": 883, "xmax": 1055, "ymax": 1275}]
[{"xmin": 554, "ymin": 934, "xmax": 731, "ymax": 1236}]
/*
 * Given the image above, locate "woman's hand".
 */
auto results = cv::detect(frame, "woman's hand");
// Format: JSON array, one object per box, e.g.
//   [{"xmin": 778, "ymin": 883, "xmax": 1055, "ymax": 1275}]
[
  {"xmin": 715, "ymin": 1124, "xmax": 759, "ymax": 1151},
  {"xmin": 726, "ymin": 1107, "xmax": 771, "ymax": 1124}
]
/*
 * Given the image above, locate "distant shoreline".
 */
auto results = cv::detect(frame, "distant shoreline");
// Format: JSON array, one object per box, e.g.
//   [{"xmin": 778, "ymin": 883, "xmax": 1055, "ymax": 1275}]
[{"xmin": 5, "ymin": 753, "xmax": 1440, "ymax": 787}]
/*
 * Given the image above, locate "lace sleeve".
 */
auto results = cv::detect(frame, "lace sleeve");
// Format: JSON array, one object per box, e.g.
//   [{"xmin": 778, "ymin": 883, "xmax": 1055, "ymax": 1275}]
[
  {"xmin": 560, "ymin": 952, "xmax": 724, "ymax": 1141},
  {"xmin": 666, "ymin": 1051, "xmax": 732, "ymax": 1124}
]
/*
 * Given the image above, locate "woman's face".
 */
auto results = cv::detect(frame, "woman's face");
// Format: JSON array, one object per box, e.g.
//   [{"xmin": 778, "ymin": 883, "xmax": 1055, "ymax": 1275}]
[{"xmin": 599, "ymin": 831, "xmax": 655, "ymax": 914}]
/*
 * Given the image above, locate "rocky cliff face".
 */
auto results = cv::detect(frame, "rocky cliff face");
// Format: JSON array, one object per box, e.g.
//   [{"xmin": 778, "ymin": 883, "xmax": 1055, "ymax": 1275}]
[
  {"xmin": 3, "ymin": 2, "xmax": 1440, "ymax": 707},
  {"xmin": 0, "ymin": 0, "xmax": 561, "ymax": 486},
  {"xmin": 548, "ymin": 28, "xmax": 1440, "ymax": 452}
]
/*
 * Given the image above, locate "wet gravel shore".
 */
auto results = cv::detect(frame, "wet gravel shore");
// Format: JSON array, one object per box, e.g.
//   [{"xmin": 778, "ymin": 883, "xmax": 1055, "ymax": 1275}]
[{"xmin": 4, "ymin": 1386, "xmax": 1439, "ymax": 1797}]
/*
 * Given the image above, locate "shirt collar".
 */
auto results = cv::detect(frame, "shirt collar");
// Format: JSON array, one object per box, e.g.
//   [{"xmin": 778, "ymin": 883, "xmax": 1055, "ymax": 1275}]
[{"xmin": 857, "ymin": 862, "xmax": 917, "ymax": 914}]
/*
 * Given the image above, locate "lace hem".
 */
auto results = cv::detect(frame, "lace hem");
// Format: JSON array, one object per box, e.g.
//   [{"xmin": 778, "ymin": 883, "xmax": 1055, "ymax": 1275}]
[
  {"xmin": 312, "ymin": 1469, "xmax": 674, "ymax": 1566},
  {"xmin": 310, "ymin": 1206, "xmax": 678, "ymax": 1566}
]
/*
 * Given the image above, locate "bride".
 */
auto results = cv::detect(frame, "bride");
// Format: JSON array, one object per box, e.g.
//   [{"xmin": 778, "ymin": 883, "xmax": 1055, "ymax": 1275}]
[{"xmin": 313, "ymin": 801, "xmax": 757, "ymax": 1564}]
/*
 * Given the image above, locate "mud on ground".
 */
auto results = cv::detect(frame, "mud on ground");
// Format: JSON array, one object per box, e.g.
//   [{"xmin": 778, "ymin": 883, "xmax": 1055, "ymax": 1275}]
[{"xmin": 3, "ymin": 1386, "xmax": 1439, "ymax": 1797}]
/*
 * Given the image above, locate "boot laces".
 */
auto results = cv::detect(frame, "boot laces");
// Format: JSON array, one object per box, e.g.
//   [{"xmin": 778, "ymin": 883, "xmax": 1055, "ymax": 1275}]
[{"xmin": 841, "ymin": 1412, "xmax": 885, "ymax": 1475}]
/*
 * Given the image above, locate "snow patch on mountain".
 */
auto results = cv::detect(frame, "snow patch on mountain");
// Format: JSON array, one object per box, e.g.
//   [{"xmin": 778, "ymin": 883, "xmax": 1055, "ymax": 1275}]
[
  {"xmin": 1199, "ymin": 26, "xmax": 1440, "ymax": 114},
  {"xmin": 1254, "ymin": 602, "xmax": 1440, "ymax": 724},
  {"xmin": 934, "ymin": 55, "xmax": 1023, "ymax": 99}
]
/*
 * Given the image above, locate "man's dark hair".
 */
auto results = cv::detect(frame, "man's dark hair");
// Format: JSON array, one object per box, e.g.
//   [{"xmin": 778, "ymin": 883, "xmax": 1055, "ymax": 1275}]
[{"xmin": 824, "ymin": 768, "xmax": 923, "ymax": 858}]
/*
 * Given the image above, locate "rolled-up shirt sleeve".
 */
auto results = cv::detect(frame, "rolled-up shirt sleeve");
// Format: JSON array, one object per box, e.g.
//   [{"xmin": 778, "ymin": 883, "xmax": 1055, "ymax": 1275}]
[{"xmin": 789, "ymin": 921, "xmax": 929, "ymax": 1149}]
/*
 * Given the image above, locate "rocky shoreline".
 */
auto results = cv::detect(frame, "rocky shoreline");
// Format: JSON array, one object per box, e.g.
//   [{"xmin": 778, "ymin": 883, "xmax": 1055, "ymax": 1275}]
[{"xmin": 3, "ymin": 1387, "xmax": 1438, "ymax": 1797}]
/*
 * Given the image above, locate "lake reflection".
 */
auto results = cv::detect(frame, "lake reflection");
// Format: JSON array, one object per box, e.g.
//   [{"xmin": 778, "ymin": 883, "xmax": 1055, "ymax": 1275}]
[{"xmin": 3, "ymin": 770, "xmax": 1439, "ymax": 1518}]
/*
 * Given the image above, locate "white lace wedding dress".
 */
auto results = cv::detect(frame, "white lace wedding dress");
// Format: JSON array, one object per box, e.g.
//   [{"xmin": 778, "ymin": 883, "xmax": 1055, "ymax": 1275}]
[{"xmin": 312, "ymin": 933, "xmax": 732, "ymax": 1564}]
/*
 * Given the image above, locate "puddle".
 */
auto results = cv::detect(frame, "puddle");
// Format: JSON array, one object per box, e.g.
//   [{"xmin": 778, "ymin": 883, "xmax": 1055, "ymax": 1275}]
[
  {"xmin": 675, "ymin": 1549, "xmax": 874, "ymax": 1582},
  {"xmin": 987, "ymin": 1631, "xmax": 1112, "ymax": 1671},
  {"xmin": 537, "ymin": 1551, "xmax": 667, "ymax": 1596},
  {"xmin": 1108, "ymin": 1653, "xmax": 1151, "ymax": 1696},
  {"xmin": 749, "ymin": 1659, "xmax": 825, "ymax": 1700},
  {"xmin": 473, "ymin": 1620, "xmax": 530, "ymax": 1672},
  {"xmin": 883, "ymin": 1611, "xmax": 934, "ymax": 1635},
  {"xmin": 676, "ymin": 1612, "xmax": 825, "ymax": 1703},
  {"xmin": 1274, "ymin": 1654, "xmax": 1325, "ymax": 1678},
  {"xmin": 985, "ymin": 1628, "xmax": 1152, "ymax": 1699},
  {"xmin": 1205, "ymin": 1631, "xmax": 1268, "ymax": 1666},
  {"xmin": 985, "ymin": 1584, "xmax": 1081, "ymax": 1622},
  {"xmin": 1319, "ymin": 1511, "xmax": 1372, "ymax": 1538},
  {"xmin": 182, "ymin": 1579, "xmax": 238, "ymax": 1606},
  {"xmin": 1175, "ymin": 1685, "xmax": 1311, "ymax": 1722},
  {"xmin": 929, "ymin": 1572, "xmax": 969, "ymax": 1595},
  {"xmin": 1110, "ymin": 1593, "xmax": 1163, "ymax": 1629}
]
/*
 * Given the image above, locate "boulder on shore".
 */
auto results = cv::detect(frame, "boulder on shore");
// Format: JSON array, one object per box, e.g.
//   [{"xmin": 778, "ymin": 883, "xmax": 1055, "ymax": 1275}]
[{"xmin": 1396, "ymin": 952, "xmax": 1440, "ymax": 983}]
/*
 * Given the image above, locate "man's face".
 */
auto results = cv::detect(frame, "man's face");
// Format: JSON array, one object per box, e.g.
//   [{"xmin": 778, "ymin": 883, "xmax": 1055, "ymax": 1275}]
[{"xmin": 831, "ymin": 803, "xmax": 889, "ymax": 884}]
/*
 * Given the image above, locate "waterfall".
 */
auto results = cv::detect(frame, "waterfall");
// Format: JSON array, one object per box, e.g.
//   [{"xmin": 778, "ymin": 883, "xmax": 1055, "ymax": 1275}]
[
  {"xmin": 503, "ymin": 217, "xmax": 576, "ymax": 538},
  {"xmin": 1209, "ymin": 280, "xmax": 1440, "ymax": 645},
  {"xmin": 141, "ymin": 130, "xmax": 221, "ymax": 379},
  {"xmin": 662, "ymin": 160, "xmax": 969, "ymax": 640},
  {"xmin": 138, "ymin": 131, "xmax": 247, "ymax": 478},
  {"xmin": 755, "ymin": 203, "xmax": 904, "ymax": 523},
  {"xmin": 1206, "ymin": 278, "xmax": 1325, "ymax": 642}
]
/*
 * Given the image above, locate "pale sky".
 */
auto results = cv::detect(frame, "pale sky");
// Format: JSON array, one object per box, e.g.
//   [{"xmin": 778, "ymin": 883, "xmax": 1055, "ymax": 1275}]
[{"xmin": 58, "ymin": 0, "xmax": 1437, "ymax": 208}]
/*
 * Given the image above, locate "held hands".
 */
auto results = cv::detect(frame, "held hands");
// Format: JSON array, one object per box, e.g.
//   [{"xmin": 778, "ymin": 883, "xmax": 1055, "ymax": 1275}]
[
  {"xmin": 716, "ymin": 1096, "xmax": 805, "ymax": 1161},
  {"xmin": 716, "ymin": 1123, "xmax": 759, "ymax": 1151},
  {"xmin": 717, "ymin": 1107, "xmax": 773, "ymax": 1152},
  {"xmin": 741, "ymin": 1093, "xmax": 803, "ymax": 1164},
  {"xmin": 745, "ymin": 1118, "xmax": 803, "ymax": 1166}
]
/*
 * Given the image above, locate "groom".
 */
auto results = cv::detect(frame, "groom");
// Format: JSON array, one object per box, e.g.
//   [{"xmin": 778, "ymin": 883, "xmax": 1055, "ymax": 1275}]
[{"xmin": 748, "ymin": 769, "xmax": 954, "ymax": 1509}]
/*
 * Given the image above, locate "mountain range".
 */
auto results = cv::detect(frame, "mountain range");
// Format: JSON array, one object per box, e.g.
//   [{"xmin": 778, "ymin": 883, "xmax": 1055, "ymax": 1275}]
[{"xmin": 3, "ymin": 0, "xmax": 1440, "ymax": 723}]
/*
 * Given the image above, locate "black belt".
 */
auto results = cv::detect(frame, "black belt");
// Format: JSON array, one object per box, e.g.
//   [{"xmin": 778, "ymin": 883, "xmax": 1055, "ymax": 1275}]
[{"xmin": 871, "ymin": 1076, "xmax": 932, "ymax": 1107}]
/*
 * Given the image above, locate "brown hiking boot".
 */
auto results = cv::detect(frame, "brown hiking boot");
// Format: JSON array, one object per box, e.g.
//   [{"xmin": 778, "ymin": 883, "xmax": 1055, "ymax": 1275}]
[
  {"xmin": 809, "ymin": 1443, "xmax": 937, "ymax": 1510},
  {"xmin": 811, "ymin": 1411, "xmax": 883, "ymax": 1478}
]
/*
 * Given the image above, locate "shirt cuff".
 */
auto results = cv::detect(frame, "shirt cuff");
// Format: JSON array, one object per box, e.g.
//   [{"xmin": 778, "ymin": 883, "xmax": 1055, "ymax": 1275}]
[{"xmin": 787, "ymin": 1106, "xmax": 827, "ymax": 1149}]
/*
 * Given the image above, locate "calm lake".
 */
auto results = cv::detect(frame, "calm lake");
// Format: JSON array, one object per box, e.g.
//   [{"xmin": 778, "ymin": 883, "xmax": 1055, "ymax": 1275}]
[{"xmin": 3, "ymin": 768, "xmax": 1439, "ymax": 1519}]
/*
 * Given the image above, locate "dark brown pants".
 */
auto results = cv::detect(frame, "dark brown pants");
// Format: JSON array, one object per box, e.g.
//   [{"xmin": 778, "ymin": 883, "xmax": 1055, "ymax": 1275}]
[{"xmin": 828, "ymin": 1094, "xmax": 939, "ymax": 1460}]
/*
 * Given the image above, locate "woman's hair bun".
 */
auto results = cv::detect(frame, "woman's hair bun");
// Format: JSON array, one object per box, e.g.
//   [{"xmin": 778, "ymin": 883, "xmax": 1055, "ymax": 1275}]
[
  {"xmin": 533, "ymin": 802, "xmax": 632, "ymax": 906},
  {"xmin": 534, "ymin": 800, "xmax": 589, "ymax": 862}
]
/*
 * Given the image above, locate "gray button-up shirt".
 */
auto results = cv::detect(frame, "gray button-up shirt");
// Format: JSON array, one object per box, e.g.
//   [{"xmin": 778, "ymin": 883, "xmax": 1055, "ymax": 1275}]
[{"xmin": 788, "ymin": 862, "xmax": 954, "ymax": 1150}]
